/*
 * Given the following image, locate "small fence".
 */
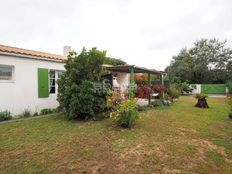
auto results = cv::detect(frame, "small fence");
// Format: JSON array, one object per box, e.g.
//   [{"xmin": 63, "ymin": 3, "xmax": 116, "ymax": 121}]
[
  {"xmin": 191, "ymin": 84, "xmax": 227, "ymax": 95},
  {"xmin": 201, "ymin": 84, "xmax": 226, "ymax": 94}
]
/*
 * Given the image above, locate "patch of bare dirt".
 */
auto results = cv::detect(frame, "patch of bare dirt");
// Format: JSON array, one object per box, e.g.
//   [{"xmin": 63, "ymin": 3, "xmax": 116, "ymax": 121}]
[{"xmin": 191, "ymin": 139, "xmax": 226, "ymax": 156}]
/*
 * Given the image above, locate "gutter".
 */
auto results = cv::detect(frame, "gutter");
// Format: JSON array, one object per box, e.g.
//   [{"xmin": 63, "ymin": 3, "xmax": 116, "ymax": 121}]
[{"xmin": 0, "ymin": 51, "xmax": 65, "ymax": 63}]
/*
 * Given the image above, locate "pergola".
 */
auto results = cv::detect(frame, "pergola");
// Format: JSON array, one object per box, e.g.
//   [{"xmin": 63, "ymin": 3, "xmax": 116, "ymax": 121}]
[{"xmin": 106, "ymin": 65, "xmax": 165, "ymax": 105}]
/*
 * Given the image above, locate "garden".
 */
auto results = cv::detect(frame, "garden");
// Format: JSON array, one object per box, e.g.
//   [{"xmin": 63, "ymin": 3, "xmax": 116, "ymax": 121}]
[
  {"xmin": 1, "ymin": 47, "xmax": 232, "ymax": 174},
  {"xmin": 0, "ymin": 96, "xmax": 232, "ymax": 173}
]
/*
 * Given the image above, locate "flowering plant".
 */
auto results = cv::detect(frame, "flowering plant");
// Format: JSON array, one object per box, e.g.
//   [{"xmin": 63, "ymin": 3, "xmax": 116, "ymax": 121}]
[
  {"xmin": 135, "ymin": 84, "xmax": 165, "ymax": 98},
  {"xmin": 112, "ymin": 98, "xmax": 139, "ymax": 128},
  {"xmin": 106, "ymin": 89, "xmax": 123, "ymax": 112}
]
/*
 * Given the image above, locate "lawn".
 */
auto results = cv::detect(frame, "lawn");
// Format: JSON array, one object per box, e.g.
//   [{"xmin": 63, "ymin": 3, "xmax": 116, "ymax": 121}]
[{"xmin": 0, "ymin": 96, "xmax": 232, "ymax": 174}]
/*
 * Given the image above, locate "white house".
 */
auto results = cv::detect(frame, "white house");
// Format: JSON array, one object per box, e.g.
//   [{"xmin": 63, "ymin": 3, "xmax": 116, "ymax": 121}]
[{"xmin": 0, "ymin": 44, "xmax": 68, "ymax": 115}]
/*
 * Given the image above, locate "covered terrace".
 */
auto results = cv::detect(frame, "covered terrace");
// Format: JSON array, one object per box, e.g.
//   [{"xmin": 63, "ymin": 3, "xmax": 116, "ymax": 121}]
[{"xmin": 105, "ymin": 65, "xmax": 165, "ymax": 105}]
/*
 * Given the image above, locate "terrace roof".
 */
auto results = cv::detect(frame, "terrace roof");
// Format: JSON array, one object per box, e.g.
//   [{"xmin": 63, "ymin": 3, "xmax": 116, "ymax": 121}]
[{"xmin": 105, "ymin": 65, "xmax": 163, "ymax": 75}]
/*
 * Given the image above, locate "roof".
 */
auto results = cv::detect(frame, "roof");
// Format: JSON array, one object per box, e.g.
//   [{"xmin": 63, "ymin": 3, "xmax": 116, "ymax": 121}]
[
  {"xmin": 102, "ymin": 64, "xmax": 113, "ymax": 67},
  {"xmin": 105, "ymin": 65, "xmax": 163, "ymax": 75},
  {"xmin": 0, "ymin": 44, "xmax": 65, "ymax": 61}
]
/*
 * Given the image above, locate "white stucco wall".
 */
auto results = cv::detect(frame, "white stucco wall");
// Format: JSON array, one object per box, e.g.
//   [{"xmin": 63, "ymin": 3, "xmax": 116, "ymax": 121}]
[
  {"xmin": 113, "ymin": 72, "xmax": 130, "ymax": 93},
  {"xmin": 190, "ymin": 84, "xmax": 201, "ymax": 94},
  {"xmin": 0, "ymin": 54, "xmax": 65, "ymax": 115}
]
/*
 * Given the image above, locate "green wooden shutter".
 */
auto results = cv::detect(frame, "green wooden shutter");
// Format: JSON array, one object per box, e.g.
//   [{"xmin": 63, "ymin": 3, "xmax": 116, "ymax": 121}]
[{"xmin": 38, "ymin": 68, "xmax": 49, "ymax": 98}]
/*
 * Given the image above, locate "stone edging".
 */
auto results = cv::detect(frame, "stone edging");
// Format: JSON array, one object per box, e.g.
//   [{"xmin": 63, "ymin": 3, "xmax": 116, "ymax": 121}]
[{"xmin": 0, "ymin": 113, "xmax": 63, "ymax": 124}]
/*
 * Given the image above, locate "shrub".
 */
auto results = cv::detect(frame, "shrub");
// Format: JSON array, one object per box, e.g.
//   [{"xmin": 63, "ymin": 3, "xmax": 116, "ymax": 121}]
[
  {"xmin": 179, "ymin": 83, "xmax": 194, "ymax": 94},
  {"xmin": 67, "ymin": 80, "xmax": 107, "ymax": 120},
  {"xmin": 226, "ymin": 82, "xmax": 232, "ymax": 94},
  {"xmin": 40, "ymin": 107, "xmax": 61, "ymax": 115},
  {"xmin": 227, "ymin": 96, "xmax": 232, "ymax": 119},
  {"xmin": 168, "ymin": 86, "xmax": 181, "ymax": 99},
  {"xmin": 227, "ymin": 97, "xmax": 232, "ymax": 110},
  {"xmin": 135, "ymin": 84, "xmax": 165, "ymax": 99},
  {"xmin": 195, "ymin": 93, "xmax": 208, "ymax": 100},
  {"xmin": 57, "ymin": 48, "xmax": 108, "ymax": 120},
  {"xmin": 40, "ymin": 108, "xmax": 53, "ymax": 115},
  {"xmin": 107, "ymin": 89, "xmax": 123, "ymax": 111},
  {"xmin": 163, "ymin": 92, "xmax": 173, "ymax": 100},
  {"xmin": 229, "ymin": 111, "xmax": 232, "ymax": 118},
  {"xmin": 172, "ymin": 80, "xmax": 196, "ymax": 94},
  {"xmin": 0, "ymin": 111, "xmax": 12, "ymax": 121},
  {"xmin": 195, "ymin": 93, "xmax": 209, "ymax": 108},
  {"xmin": 51, "ymin": 108, "xmax": 59, "ymax": 113},
  {"xmin": 22, "ymin": 109, "xmax": 32, "ymax": 117},
  {"xmin": 112, "ymin": 99, "xmax": 139, "ymax": 128},
  {"xmin": 33, "ymin": 112, "xmax": 39, "ymax": 116}
]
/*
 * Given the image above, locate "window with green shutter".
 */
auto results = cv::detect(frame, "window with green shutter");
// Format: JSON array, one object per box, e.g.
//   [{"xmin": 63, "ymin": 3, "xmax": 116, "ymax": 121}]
[{"xmin": 38, "ymin": 68, "xmax": 49, "ymax": 98}]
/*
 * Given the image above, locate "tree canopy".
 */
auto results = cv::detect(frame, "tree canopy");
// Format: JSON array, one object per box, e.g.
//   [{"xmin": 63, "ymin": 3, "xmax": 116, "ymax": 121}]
[
  {"xmin": 166, "ymin": 39, "xmax": 232, "ymax": 84},
  {"xmin": 104, "ymin": 57, "xmax": 126, "ymax": 65}
]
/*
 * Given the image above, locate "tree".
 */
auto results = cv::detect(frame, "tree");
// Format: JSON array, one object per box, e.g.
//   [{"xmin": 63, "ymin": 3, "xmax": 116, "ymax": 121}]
[
  {"xmin": 104, "ymin": 57, "xmax": 126, "ymax": 65},
  {"xmin": 166, "ymin": 39, "xmax": 232, "ymax": 84},
  {"xmin": 166, "ymin": 49, "xmax": 195, "ymax": 83},
  {"xmin": 57, "ymin": 47, "xmax": 108, "ymax": 120}
]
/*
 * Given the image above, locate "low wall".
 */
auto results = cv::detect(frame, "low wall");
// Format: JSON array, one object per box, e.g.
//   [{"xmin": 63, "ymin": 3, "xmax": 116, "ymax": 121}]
[{"xmin": 191, "ymin": 84, "xmax": 201, "ymax": 94}]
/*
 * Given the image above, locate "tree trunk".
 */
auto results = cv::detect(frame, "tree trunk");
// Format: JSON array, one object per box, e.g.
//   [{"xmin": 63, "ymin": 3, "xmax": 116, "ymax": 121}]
[{"xmin": 195, "ymin": 98, "xmax": 209, "ymax": 108}]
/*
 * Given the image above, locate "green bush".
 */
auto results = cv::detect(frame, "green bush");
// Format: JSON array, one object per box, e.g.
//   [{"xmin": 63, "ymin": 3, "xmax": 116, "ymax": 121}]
[
  {"xmin": 112, "ymin": 99, "xmax": 139, "ymax": 128},
  {"xmin": 33, "ymin": 112, "xmax": 39, "ymax": 116},
  {"xmin": 106, "ymin": 89, "xmax": 123, "ymax": 111},
  {"xmin": 40, "ymin": 107, "xmax": 61, "ymax": 115},
  {"xmin": 171, "ymin": 78, "xmax": 196, "ymax": 94},
  {"xmin": 22, "ymin": 109, "xmax": 32, "ymax": 117},
  {"xmin": 0, "ymin": 111, "xmax": 12, "ymax": 121},
  {"xmin": 40, "ymin": 108, "xmax": 53, "ymax": 115},
  {"xmin": 57, "ymin": 48, "xmax": 107, "ymax": 120},
  {"xmin": 227, "ymin": 97, "xmax": 232, "ymax": 110},
  {"xmin": 226, "ymin": 82, "xmax": 232, "ymax": 94},
  {"xmin": 69, "ymin": 81, "xmax": 107, "ymax": 120},
  {"xmin": 229, "ymin": 111, "xmax": 232, "ymax": 116},
  {"xmin": 168, "ymin": 86, "xmax": 181, "ymax": 99}
]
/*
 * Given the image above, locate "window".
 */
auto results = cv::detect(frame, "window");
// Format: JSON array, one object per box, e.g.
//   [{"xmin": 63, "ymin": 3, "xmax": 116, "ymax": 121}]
[
  {"xmin": 0, "ymin": 65, "xmax": 14, "ymax": 81},
  {"xmin": 49, "ymin": 70, "xmax": 64, "ymax": 94},
  {"xmin": 57, "ymin": 71, "xmax": 63, "ymax": 80},
  {"xmin": 49, "ymin": 70, "xmax": 56, "ymax": 94}
]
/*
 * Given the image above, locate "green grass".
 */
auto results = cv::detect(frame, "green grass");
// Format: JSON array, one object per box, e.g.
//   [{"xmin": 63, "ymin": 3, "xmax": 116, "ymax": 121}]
[{"xmin": 0, "ymin": 96, "xmax": 232, "ymax": 174}]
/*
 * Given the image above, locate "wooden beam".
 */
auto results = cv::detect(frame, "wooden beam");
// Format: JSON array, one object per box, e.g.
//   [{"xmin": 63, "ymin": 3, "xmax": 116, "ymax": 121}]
[
  {"xmin": 148, "ymin": 73, "xmax": 151, "ymax": 105},
  {"xmin": 129, "ymin": 67, "xmax": 135, "ymax": 98}
]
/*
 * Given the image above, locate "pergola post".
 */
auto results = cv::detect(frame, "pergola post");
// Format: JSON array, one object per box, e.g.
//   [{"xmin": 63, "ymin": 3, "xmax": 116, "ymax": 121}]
[
  {"xmin": 129, "ymin": 67, "xmax": 135, "ymax": 98},
  {"xmin": 160, "ymin": 74, "xmax": 164, "ymax": 99},
  {"xmin": 148, "ymin": 73, "xmax": 151, "ymax": 105}
]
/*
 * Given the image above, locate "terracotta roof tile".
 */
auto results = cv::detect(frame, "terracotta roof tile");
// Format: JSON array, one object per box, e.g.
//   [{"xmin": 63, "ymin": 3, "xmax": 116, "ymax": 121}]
[{"xmin": 0, "ymin": 44, "xmax": 65, "ymax": 61}]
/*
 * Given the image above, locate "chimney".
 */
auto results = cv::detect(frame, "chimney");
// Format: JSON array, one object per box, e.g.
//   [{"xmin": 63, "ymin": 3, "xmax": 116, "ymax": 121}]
[{"xmin": 63, "ymin": 45, "xmax": 71, "ymax": 57}]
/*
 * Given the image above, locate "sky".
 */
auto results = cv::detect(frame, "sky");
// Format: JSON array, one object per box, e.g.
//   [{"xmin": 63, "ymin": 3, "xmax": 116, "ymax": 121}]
[{"xmin": 1, "ymin": 0, "xmax": 232, "ymax": 70}]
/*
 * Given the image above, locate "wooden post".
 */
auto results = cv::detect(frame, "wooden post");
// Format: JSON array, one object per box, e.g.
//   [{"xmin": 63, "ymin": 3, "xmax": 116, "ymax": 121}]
[
  {"xmin": 160, "ymin": 74, "xmax": 164, "ymax": 99},
  {"xmin": 129, "ymin": 67, "xmax": 135, "ymax": 98},
  {"xmin": 148, "ymin": 73, "xmax": 151, "ymax": 105}
]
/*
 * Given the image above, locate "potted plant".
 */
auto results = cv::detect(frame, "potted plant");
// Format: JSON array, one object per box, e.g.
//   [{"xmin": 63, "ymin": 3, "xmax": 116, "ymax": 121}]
[{"xmin": 195, "ymin": 93, "xmax": 209, "ymax": 108}]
